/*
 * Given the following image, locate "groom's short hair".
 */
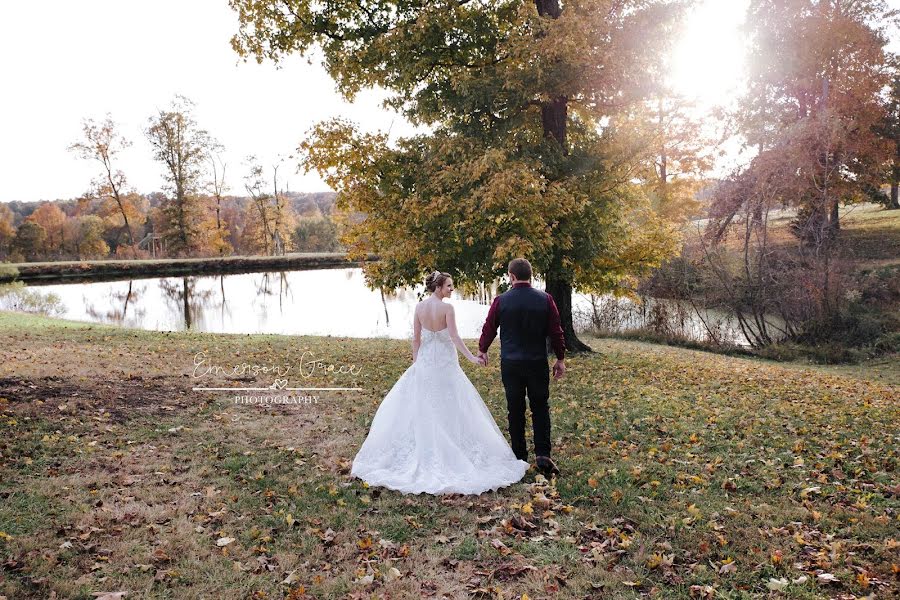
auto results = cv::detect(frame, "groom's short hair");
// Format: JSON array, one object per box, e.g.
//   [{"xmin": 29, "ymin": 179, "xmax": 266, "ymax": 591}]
[{"xmin": 508, "ymin": 258, "xmax": 532, "ymax": 281}]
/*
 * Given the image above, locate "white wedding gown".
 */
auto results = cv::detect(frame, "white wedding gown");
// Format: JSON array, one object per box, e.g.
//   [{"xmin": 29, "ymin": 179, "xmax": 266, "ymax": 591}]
[{"xmin": 351, "ymin": 326, "xmax": 530, "ymax": 495}]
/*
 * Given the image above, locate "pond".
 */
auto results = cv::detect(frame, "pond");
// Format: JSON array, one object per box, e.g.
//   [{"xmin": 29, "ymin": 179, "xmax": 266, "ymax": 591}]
[{"xmin": 0, "ymin": 267, "xmax": 781, "ymax": 346}]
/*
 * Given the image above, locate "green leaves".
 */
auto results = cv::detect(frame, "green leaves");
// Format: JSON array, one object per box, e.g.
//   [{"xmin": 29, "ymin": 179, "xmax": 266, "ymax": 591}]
[{"xmin": 235, "ymin": 0, "xmax": 690, "ymax": 295}]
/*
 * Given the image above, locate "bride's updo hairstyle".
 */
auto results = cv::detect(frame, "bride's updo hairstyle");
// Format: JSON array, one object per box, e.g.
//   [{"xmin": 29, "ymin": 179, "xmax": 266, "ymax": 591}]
[{"xmin": 425, "ymin": 270, "xmax": 451, "ymax": 292}]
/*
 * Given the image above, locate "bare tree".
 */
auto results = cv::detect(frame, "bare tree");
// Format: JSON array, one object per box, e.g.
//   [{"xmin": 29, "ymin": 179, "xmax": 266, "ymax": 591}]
[
  {"xmin": 145, "ymin": 95, "xmax": 219, "ymax": 256},
  {"xmin": 68, "ymin": 114, "xmax": 138, "ymax": 256},
  {"xmin": 208, "ymin": 151, "xmax": 229, "ymax": 255}
]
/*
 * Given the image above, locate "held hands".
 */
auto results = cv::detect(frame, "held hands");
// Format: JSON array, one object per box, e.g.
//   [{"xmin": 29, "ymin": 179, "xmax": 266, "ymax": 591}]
[
  {"xmin": 552, "ymin": 359, "xmax": 566, "ymax": 380},
  {"xmin": 469, "ymin": 353, "xmax": 487, "ymax": 366}
]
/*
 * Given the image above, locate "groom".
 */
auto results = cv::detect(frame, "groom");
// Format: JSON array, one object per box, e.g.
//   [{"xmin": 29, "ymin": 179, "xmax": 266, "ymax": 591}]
[{"xmin": 478, "ymin": 258, "xmax": 566, "ymax": 476}]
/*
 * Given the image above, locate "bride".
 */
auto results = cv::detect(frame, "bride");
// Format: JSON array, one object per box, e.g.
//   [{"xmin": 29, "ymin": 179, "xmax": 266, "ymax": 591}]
[{"xmin": 351, "ymin": 270, "xmax": 530, "ymax": 495}]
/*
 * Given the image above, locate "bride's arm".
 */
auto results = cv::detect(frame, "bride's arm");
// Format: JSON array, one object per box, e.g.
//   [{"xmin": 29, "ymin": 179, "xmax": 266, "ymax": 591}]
[
  {"xmin": 446, "ymin": 305, "xmax": 479, "ymax": 364},
  {"xmin": 411, "ymin": 306, "xmax": 421, "ymax": 362}
]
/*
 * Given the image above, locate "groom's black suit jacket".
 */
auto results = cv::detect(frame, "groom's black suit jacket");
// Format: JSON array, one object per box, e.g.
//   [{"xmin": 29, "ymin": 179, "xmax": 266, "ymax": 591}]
[{"xmin": 478, "ymin": 281, "xmax": 566, "ymax": 361}]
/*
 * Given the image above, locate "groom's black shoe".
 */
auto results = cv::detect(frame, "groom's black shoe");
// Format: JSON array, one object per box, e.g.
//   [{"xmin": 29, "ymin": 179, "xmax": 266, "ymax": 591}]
[{"xmin": 536, "ymin": 455, "xmax": 560, "ymax": 476}]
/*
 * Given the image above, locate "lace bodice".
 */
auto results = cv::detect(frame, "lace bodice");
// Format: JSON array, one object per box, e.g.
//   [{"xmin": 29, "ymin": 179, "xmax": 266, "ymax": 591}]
[{"xmin": 416, "ymin": 327, "xmax": 459, "ymax": 369}]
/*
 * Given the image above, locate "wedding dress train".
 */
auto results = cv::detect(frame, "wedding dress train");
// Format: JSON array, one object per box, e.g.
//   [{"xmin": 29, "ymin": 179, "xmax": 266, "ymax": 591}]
[{"xmin": 351, "ymin": 327, "xmax": 530, "ymax": 495}]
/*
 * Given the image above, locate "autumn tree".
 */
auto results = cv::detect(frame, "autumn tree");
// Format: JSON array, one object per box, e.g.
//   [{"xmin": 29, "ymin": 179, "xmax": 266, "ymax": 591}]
[
  {"xmin": 13, "ymin": 221, "xmax": 47, "ymax": 262},
  {"xmin": 230, "ymin": 0, "xmax": 690, "ymax": 352},
  {"xmin": 294, "ymin": 216, "xmax": 340, "ymax": 252},
  {"xmin": 642, "ymin": 93, "xmax": 714, "ymax": 223},
  {"xmin": 0, "ymin": 204, "xmax": 14, "ymax": 259},
  {"xmin": 145, "ymin": 95, "xmax": 220, "ymax": 256},
  {"xmin": 27, "ymin": 202, "xmax": 67, "ymax": 258},
  {"xmin": 64, "ymin": 215, "xmax": 110, "ymax": 259},
  {"xmin": 241, "ymin": 154, "xmax": 295, "ymax": 255},
  {"xmin": 68, "ymin": 114, "xmax": 140, "ymax": 256},
  {"xmin": 94, "ymin": 191, "xmax": 148, "ymax": 257},
  {"xmin": 735, "ymin": 0, "xmax": 896, "ymax": 235},
  {"xmin": 874, "ymin": 53, "xmax": 900, "ymax": 210},
  {"xmin": 207, "ymin": 151, "xmax": 234, "ymax": 254}
]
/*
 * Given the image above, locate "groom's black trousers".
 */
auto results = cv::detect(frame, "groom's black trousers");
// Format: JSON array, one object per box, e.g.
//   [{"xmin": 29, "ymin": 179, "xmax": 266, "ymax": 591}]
[{"xmin": 500, "ymin": 357, "xmax": 551, "ymax": 461}]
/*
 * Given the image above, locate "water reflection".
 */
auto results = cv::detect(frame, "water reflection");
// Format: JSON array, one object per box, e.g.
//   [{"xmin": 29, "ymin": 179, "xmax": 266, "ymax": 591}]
[
  {"xmin": 15, "ymin": 268, "xmax": 510, "ymax": 338},
  {"xmin": 0, "ymin": 282, "xmax": 66, "ymax": 317},
  {"xmin": 4, "ymin": 268, "xmax": 770, "ymax": 346},
  {"xmin": 85, "ymin": 279, "xmax": 146, "ymax": 324}
]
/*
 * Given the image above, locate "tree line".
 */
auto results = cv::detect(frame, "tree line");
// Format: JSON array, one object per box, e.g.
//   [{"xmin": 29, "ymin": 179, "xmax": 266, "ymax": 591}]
[{"xmin": 0, "ymin": 94, "xmax": 342, "ymax": 263}]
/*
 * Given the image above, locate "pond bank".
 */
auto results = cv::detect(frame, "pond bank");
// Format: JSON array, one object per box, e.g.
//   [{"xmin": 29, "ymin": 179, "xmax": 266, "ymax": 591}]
[{"xmin": 0, "ymin": 252, "xmax": 379, "ymax": 284}]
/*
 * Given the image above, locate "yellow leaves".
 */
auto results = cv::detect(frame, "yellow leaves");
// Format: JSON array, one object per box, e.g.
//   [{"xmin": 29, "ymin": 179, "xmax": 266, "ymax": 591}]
[
  {"xmin": 764, "ymin": 475, "xmax": 783, "ymax": 490},
  {"xmin": 404, "ymin": 516, "xmax": 421, "ymax": 529},
  {"xmin": 646, "ymin": 552, "xmax": 674, "ymax": 569},
  {"xmin": 689, "ymin": 584, "xmax": 716, "ymax": 598},
  {"xmin": 718, "ymin": 557, "xmax": 737, "ymax": 575},
  {"xmin": 799, "ymin": 486, "xmax": 821, "ymax": 499},
  {"xmin": 520, "ymin": 502, "xmax": 534, "ymax": 515},
  {"xmin": 531, "ymin": 493, "xmax": 552, "ymax": 510}
]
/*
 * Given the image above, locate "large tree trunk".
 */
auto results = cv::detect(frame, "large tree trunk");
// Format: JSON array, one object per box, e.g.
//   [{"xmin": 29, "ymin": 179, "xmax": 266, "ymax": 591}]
[
  {"xmin": 890, "ymin": 181, "xmax": 899, "ymax": 210},
  {"xmin": 535, "ymin": 0, "xmax": 591, "ymax": 354},
  {"xmin": 545, "ymin": 276, "xmax": 592, "ymax": 354}
]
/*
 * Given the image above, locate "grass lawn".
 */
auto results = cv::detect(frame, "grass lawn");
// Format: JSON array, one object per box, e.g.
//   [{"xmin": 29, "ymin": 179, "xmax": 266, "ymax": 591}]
[
  {"xmin": 0, "ymin": 311, "xmax": 897, "ymax": 599},
  {"xmin": 704, "ymin": 202, "xmax": 900, "ymax": 270}
]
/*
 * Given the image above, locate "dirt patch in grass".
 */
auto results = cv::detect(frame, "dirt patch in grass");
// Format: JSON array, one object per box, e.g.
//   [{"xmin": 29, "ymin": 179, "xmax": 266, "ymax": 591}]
[{"xmin": 0, "ymin": 374, "xmax": 195, "ymax": 424}]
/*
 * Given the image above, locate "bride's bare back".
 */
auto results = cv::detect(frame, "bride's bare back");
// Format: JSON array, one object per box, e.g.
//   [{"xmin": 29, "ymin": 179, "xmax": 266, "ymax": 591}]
[{"xmin": 416, "ymin": 298, "xmax": 450, "ymax": 332}]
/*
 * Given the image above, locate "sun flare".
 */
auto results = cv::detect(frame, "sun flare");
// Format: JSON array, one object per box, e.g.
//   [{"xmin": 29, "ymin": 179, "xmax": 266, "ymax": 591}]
[{"xmin": 668, "ymin": 0, "xmax": 750, "ymax": 109}]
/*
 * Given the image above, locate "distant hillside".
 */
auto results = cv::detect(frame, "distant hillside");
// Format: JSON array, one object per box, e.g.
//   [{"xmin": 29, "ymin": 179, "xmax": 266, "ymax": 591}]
[{"xmin": 2, "ymin": 191, "xmax": 338, "ymax": 226}]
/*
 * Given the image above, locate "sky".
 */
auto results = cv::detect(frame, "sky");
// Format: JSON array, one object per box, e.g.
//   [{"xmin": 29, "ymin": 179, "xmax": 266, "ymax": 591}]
[{"xmin": 0, "ymin": 0, "xmax": 896, "ymax": 204}]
